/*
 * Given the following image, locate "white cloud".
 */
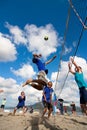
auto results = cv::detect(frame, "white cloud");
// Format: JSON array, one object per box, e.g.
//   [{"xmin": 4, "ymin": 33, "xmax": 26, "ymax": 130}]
[
  {"xmin": 0, "ymin": 77, "xmax": 17, "ymax": 88},
  {"xmin": 23, "ymin": 86, "xmax": 42, "ymax": 105},
  {"xmin": 24, "ymin": 24, "xmax": 62, "ymax": 58},
  {"xmin": 2, "ymin": 22, "xmax": 74, "ymax": 61},
  {"xmin": 0, "ymin": 76, "xmax": 42, "ymax": 107},
  {"xmin": 73, "ymin": 41, "xmax": 77, "ymax": 47},
  {"xmin": 63, "ymin": 46, "xmax": 72, "ymax": 55},
  {"xmin": 0, "ymin": 76, "xmax": 20, "ymax": 106},
  {"xmin": 5, "ymin": 22, "xmax": 27, "ymax": 45},
  {"xmin": 11, "ymin": 63, "xmax": 36, "ymax": 79},
  {"xmin": 5, "ymin": 23, "xmax": 64, "ymax": 58},
  {"xmin": 0, "ymin": 33, "xmax": 17, "ymax": 62}
]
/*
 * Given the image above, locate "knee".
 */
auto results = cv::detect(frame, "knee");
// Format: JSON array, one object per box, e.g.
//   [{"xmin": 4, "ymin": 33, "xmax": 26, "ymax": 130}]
[{"xmin": 27, "ymin": 78, "xmax": 32, "ymax": 83}]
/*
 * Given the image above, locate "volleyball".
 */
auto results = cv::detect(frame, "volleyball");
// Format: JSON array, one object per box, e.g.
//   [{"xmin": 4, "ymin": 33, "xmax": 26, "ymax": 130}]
[{"xmin": 44, "ymin": 36, "xmax": 48, "ymax": 41}]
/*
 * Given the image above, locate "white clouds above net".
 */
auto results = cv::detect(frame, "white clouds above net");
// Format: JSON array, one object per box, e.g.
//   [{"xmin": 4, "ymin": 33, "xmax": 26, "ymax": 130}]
[
  {"xmin": 25, "ymin": 24, "xmax": 62, "ymax": 58},
  {"xmin": 5, "ymin": 23, "xmax": 62, "ymax": 58},
  {"xmin": 11, "ymin": 64, "xmax": 36, "ymax": 79},
  {"xmin": 0, "ymin": 33, "xmax": 17, "ymax": 62},
  {"xmin": 5, "ymin": 22, "xmax": 27, "ymax": 45}
]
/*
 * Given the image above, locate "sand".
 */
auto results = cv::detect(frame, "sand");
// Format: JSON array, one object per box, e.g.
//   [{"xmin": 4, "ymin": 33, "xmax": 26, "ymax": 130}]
[{"xmin": 0, "ymin": 111, "xmax": 87, "ymax": 130}]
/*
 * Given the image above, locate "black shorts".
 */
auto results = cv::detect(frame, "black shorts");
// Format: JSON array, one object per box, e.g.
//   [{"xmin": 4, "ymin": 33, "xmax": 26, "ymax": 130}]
[
  {"xmin": 72, "ymin": 106, "xmax": 76, "ymax": 111},
  {"xmin": 43, "ymin": 101, "xmax": 53, "ymax": 110},
  {"xmin": 1, "ymin": 105, "xmax": 5, "ymax": 109},
  {"xmin": 79, "ymin": 87, "xmax": 87, "ymax": 104}
]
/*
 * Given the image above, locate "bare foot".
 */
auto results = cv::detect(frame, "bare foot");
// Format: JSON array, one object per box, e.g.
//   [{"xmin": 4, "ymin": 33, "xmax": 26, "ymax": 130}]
[{"xmin": 22, "ymin": 83, "xmax": 26, "ymax": 87}]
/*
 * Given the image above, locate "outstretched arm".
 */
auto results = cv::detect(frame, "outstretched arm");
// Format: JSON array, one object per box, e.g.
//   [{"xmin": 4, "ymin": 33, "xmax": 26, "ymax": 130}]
[
  {"xmin": 70, "ymin": 57, "xmax": 78, "ymax": 68},
  {"xmin": 50, "ymin": 94, "xmax": 53, "ymax": 104},
  {"xmin": 45, "ymin": 55, "xmax": 57, "ymax": 65},
  {"xmin": 68, "ymin": 62, "xmax": 75, "ymax": 74},
  {"xmin": 42, "ymin": 92, "xmax": 46, "ymax": 101}
]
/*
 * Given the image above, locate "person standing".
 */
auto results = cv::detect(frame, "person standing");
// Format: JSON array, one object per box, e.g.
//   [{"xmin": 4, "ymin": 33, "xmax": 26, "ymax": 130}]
[
  {"xmin": 68, "ymin": 57, "xmax": 87, "ymax": 115},
  {"xmin": 53, "ymin": 93, "xmax": 57, "ymax": 115},
  {"xmin": 58, "ymin": 99, "xmax": 64, "ymax": 115},
  {"xmin": 42, "ymin": 81, "xmax": 54, "ymax": 119},
  {"xmin": 70, "ymin": 101, "xmax": 76, "ymax": 115},
  {"xmin": 1, "ymin": 98, "xmax": 6, "ymax": 111},
  {"xmin": 13, "ymin": 91, "xmax": 27, "ymax": 115}
]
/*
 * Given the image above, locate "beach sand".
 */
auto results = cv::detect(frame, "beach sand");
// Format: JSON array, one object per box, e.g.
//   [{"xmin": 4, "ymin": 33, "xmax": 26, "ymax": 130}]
[{"xmin": 0, "ymin": 111, "xmax": 87, "ymax": 130}]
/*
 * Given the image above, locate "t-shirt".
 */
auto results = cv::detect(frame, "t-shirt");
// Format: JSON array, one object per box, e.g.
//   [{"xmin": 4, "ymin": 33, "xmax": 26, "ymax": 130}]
[
  {"xmin": 32, "ymin": 58, "xmax": 46, "ymax": 71},
  {"xmin": 75, "ymin": 72, "xmax": 87, "ymax": 88},
  {"xmin": 42, "ymin": 86, "xmax": 53, "ymax": 103},
  {"xmin": 1, "ymin": 99, "xmax": 6, "ymax": 105},
  {"xmin": 17, "ymin": 96, "xmax": 25, "ymax": 107}
]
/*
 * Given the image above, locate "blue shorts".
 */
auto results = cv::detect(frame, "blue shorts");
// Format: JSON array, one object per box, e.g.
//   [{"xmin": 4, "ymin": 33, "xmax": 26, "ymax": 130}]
[
  {"xmin": 16, "ymin": 104, "xmax": 24, "ymax": 109},
  {"xmin": 79, "ymin": 87, "xmax": 87, "ymax": 104}
]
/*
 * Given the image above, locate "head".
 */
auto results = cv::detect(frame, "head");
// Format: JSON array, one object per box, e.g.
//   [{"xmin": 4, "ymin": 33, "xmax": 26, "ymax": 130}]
[
  {"xmin": 33, "ymin": 53, "xmax": 42, "ymax": 58},
  {"xmin": 47, "ymin": 81, "xmax": 53, "ymax": 88},
  {"xmin": 21, "ymin": 91, "xmax": 25, "ymax": 96},
  {"xmin": 72, "ymin": 101, "xmax": 74, "ymax": 103},
  {"xmin": 75, "ymin": 66, "xmax": 82, "ymax": 72}
]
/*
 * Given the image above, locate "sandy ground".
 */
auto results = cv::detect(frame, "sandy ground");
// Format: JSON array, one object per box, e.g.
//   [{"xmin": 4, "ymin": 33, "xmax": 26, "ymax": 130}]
[{"xmin": 0, "ymin": 111, "xmax": 87, "ymax": 130}]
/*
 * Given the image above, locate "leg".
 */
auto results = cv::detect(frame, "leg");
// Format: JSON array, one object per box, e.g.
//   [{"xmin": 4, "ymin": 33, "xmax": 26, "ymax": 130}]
[
  {"xmin": 13, "ymin": 107, "xmax": 17, "ymax": 115},
  {"xmin": 48, "ymin": 108, "xmax": 53, "ymax": 118},
  {"xmin": 22, "ymin": 78, "xmax": 33, "ymax": 87},
  {"xmin": 23, "ymin": 106, "xmax": 28, "ymax": 114},
  {"xmin": 85, "ymin": 102, "xmax": 87, "ymax": 115},
  {"xmin": 1, "ymin": 105, "xmax": 4, "ymax": 112},
  {"xmin": 42, "ymin": 101, "xmax": 48, "ymax": 117},
  {"xmin": 42, "ymin": 107, "xmax": 48, "ymax": 117},
  {"xmin": 30, "ymin": 83, "xmax": 43, "ymax": 90},
  {"xmin": 32, "ymin": 79, "xmax": 47, "ymax": 86},
  {"xmin": 80, "ymin": 104, "xmax": 86, "ymax": 115},
  {"xmin": 48, "ymin": 103, "xmax": 53, "ymax": 118},
  {"xmin": 80, "ymin": 88, "xmax": 87, "ymax": 115},
  {"xmin": 81, "ymin": 104, "xmax": 87, "ymax": 115},
  {"xmin": 22, "ymin": 107, "xmax": 25, "ymax": 115},
  {"xmin": 83, "ymin": 88, "xmax": 87, "ymax": 115},
  {"xmin": 37, "ymin": 71, "xmax": 48, "ymax": 84},
  {"xmin": 30, "ymin": 79, "xmax": 47, "ymax": 90}
]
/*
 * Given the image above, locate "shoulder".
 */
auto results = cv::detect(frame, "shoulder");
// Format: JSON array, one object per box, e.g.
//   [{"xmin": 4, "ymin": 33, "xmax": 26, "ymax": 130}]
[
  {"xmin": 43, "ymin": 85, "xmax": 47, "ymax": 90},
  {"xmin": 32, "ymin": 57, "xmax": 38, "ymax": 63},
  {"xmin": 75, "ymin": 72, "xmax": 82, "ymax": 75},
  {"xmin": 50, "ymin": 88, "xmax": 54, "ymax": 93},
  {"xmin": 18, "ymin": 96, "xmax": 21, "ymax": 99}
]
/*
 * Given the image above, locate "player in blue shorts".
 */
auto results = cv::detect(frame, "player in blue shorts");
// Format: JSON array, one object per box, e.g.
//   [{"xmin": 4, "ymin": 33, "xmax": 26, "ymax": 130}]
[
  {"xmin": 13, "ymin": 91, "xmax": 28, "ymax": 115},
  {"xmin": 42, "ymin": 81, "xmax": 54, "ymax": 118}
]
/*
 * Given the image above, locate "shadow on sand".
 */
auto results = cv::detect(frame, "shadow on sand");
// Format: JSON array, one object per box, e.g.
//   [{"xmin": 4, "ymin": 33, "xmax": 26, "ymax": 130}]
[{"xmin": 24, "ymin": 115, "xmax": 66, "ymax": 130}]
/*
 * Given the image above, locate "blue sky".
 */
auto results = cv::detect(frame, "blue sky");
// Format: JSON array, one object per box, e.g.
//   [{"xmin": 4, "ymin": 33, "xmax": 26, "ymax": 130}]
[{"xmin": 0, "ymin": 0, "xmax": 87, "ymax": 107}]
